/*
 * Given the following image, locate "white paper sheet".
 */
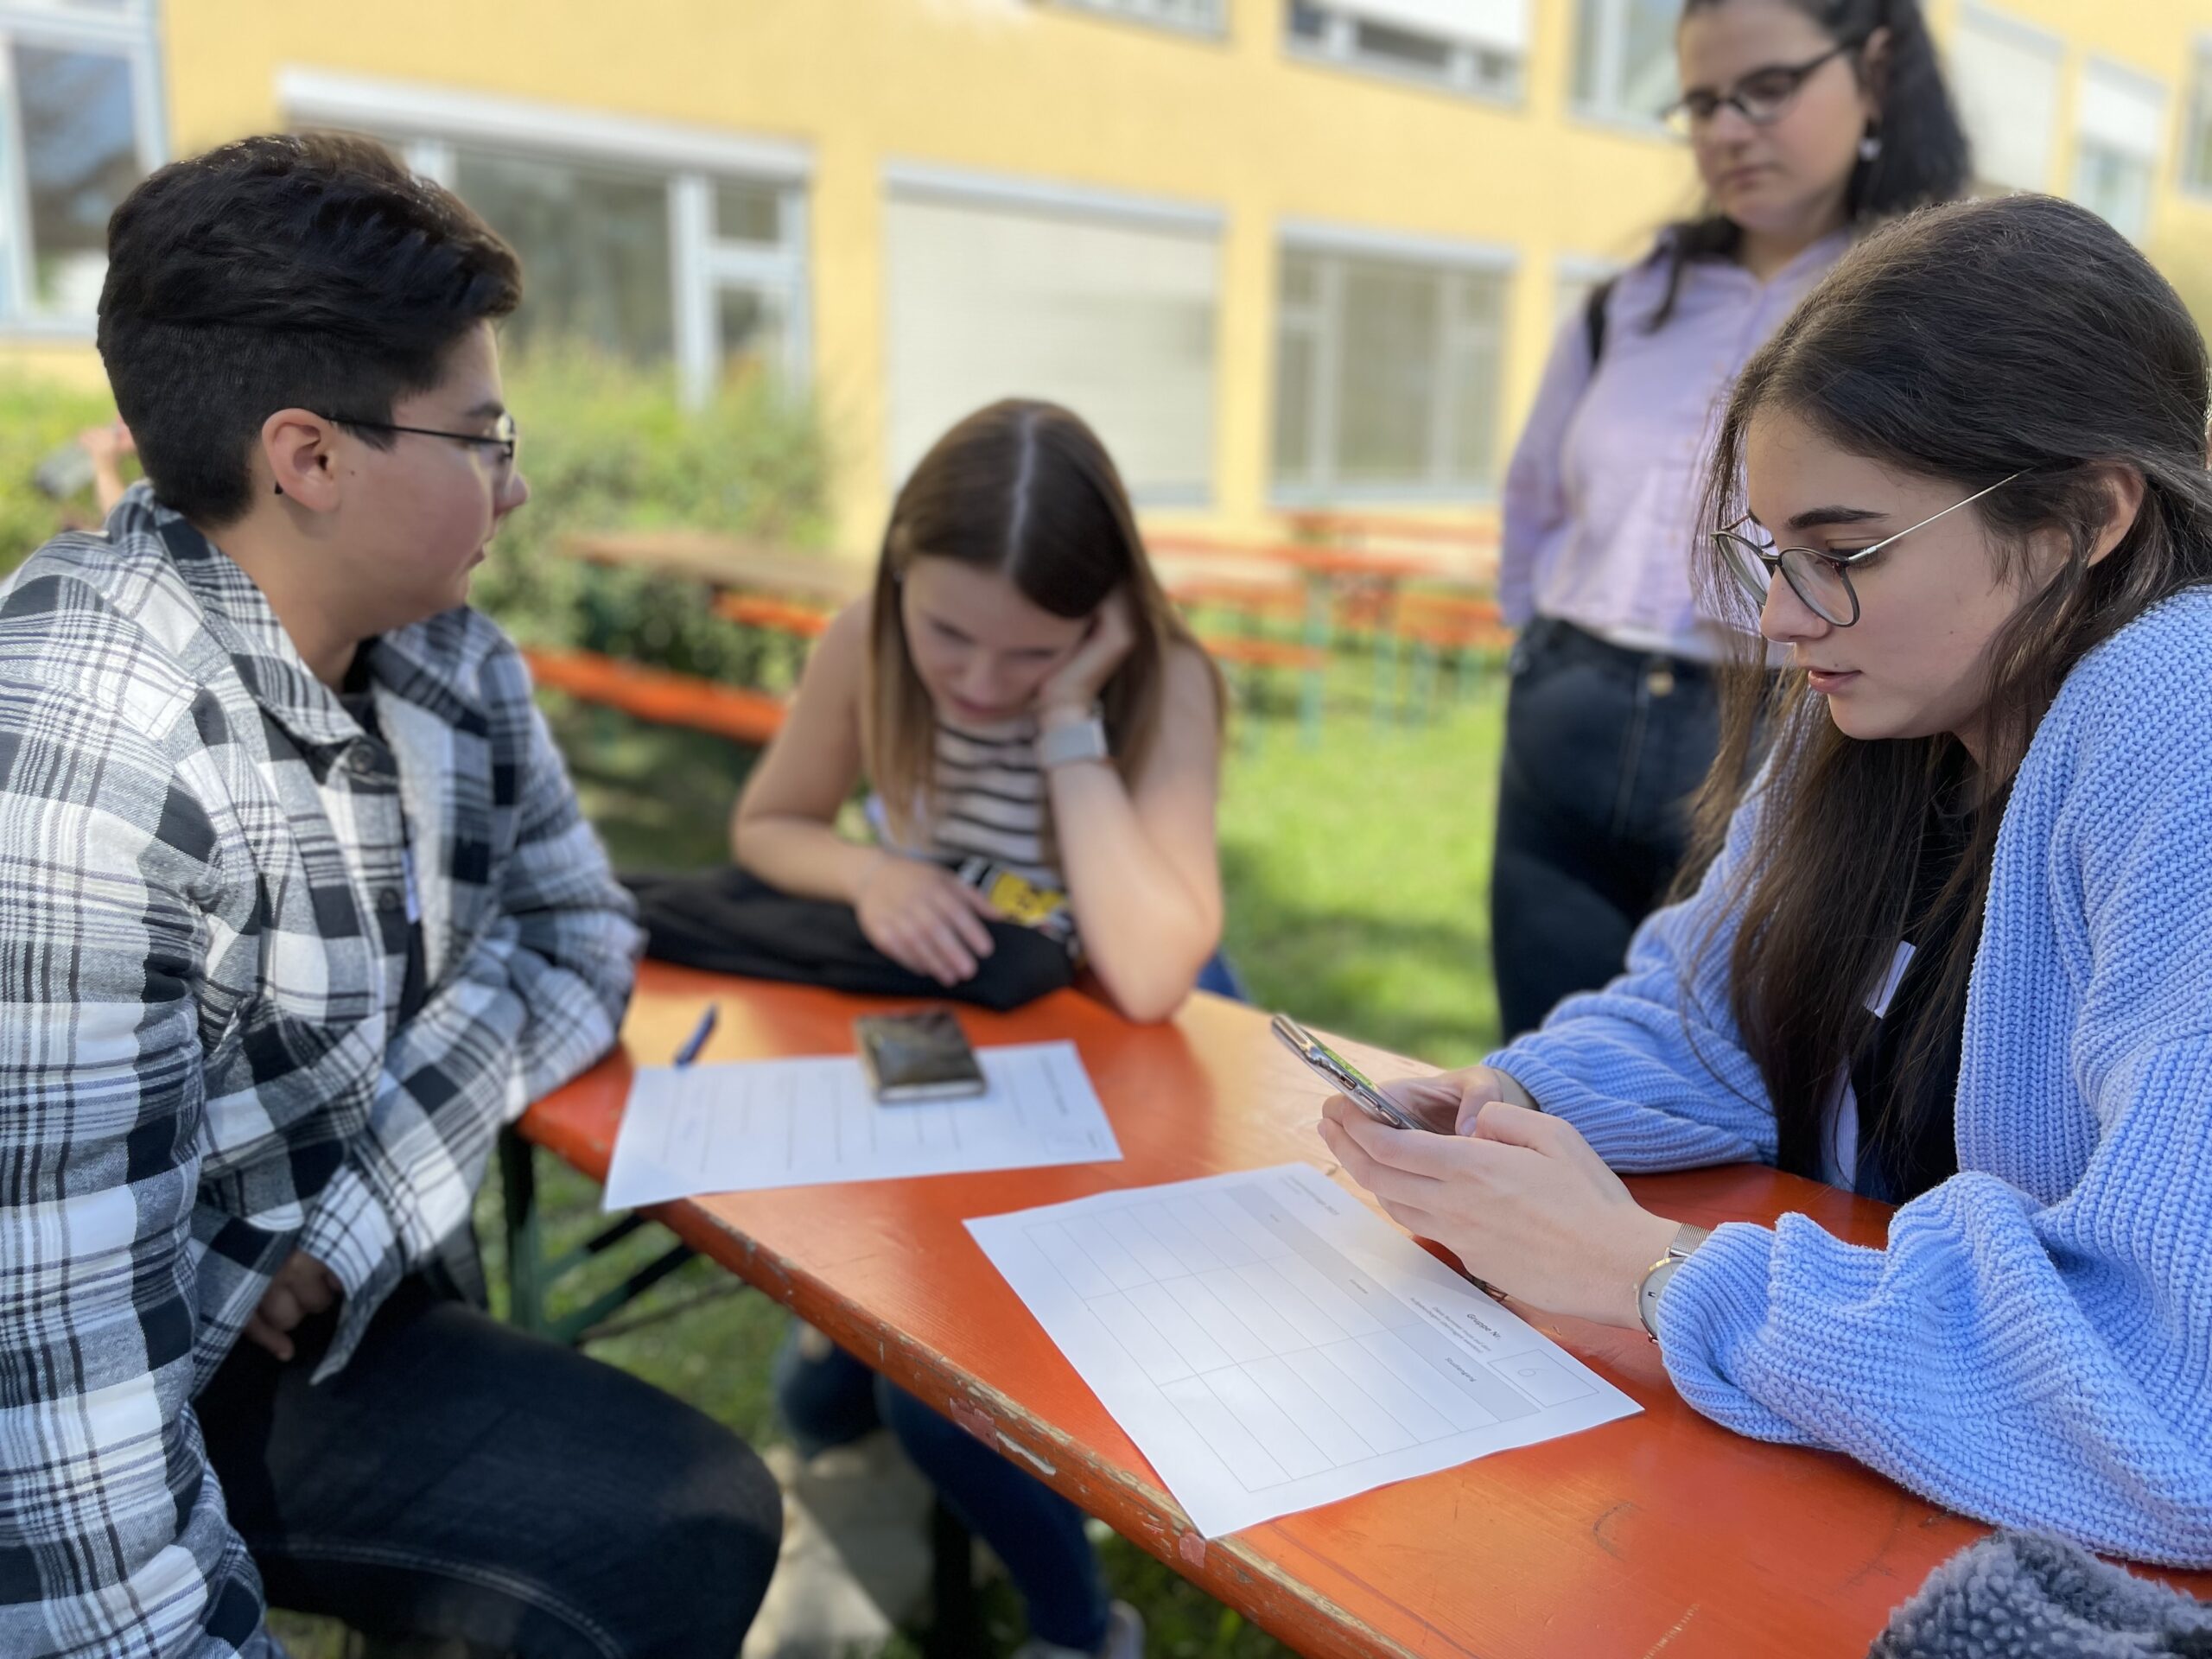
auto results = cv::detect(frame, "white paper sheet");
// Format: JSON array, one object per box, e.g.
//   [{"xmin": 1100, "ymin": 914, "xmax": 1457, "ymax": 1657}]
[
  {"xmin": 603, "ymin": 1041, "xmax": 1120, "ymax": 1208},
  {"xmin": 967, "ymin": 1163, "xmax": 1642, "ymax": 1537}
]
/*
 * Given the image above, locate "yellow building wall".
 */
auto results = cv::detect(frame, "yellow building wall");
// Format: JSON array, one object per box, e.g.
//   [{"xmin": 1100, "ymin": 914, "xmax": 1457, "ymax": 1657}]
[
  {"xmin": 16, "ymin": 0, "xmax": 2212, "ymax": 547},
  {"xmin": 1925, "ymin": 0, "xmax": 2212, "ymax": 317},
  {"xmin": 155, "ymin": 0, "xmax": 1691, "ymax": 546}
]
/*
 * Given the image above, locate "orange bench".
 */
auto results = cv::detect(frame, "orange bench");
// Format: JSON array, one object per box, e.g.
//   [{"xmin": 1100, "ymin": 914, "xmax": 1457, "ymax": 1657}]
[
  {"xmin": 712, "ymin": 593, "xmax": 836, "ymax": 638},
  {"xmin": 1198, "ymin": 633, "xmax": 1327, "ymax": 674},
  {"xmin": 1168, "ymin": 577, "xmax": 1307, "ymax": 624},
  {"xmin": 521, "ymin": 647, "xmax": 788, "ymax": 747},
  {"xmin": 1284, "ymin": 509, "xmax": 1498, "ymax": 550}
]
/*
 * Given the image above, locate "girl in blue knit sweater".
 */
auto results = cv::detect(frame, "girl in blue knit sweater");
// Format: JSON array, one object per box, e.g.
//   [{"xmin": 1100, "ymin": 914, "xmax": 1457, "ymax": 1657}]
[{"xmin": 1322, "ymin": 193, "xmax": 2212, "ymax": 1566}]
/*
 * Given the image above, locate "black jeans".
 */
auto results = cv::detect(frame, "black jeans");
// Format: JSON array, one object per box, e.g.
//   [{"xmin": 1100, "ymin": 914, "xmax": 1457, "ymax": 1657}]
[
  {"xmin": 197, "ymin": 1276, "xmax": 782, "ymax": 1658},
  {"xmin": 1490, "ymin": 618, "xmax": 1725, "ymax": 1041}
]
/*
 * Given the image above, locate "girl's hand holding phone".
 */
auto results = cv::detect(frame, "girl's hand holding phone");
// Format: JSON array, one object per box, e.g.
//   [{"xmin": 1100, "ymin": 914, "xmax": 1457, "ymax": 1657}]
[
  {"xmin": 1035, "ymin": 588, "xmax": 1139, "ymax": 718},
  {"xmin": 854, "ymin": 852, "xmax": 1003, "ymax": 986},
  {"xmin": 1317, "ymin": 1089, "xmax": 1678, "ymax": 1329},
  {"xmin": 1374, "ymin": 1065, "xmax": 1530, "ymax": 1135}
]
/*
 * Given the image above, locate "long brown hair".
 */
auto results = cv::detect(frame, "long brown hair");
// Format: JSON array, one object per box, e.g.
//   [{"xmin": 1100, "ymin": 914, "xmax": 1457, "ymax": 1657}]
[
  {"xmin": 1684, "ymin": 194, "xmax": 2212, "ymax": 1179},
  {"xmin": 864, "ymin": 399, "xmax": 1221, "ymax": 840}
]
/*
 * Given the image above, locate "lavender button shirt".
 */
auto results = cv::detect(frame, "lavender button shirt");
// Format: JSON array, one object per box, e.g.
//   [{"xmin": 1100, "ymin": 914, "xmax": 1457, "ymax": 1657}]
[{"xmin": 1500, "ymin": 231, "xmax": 1850, "ymax": 664}]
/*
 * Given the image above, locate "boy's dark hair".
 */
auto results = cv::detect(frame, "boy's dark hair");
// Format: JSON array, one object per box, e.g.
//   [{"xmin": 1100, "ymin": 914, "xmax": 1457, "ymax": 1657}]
[{"xmin": 97, "ymin": 131, "xmax": 522, "ymax": 527}]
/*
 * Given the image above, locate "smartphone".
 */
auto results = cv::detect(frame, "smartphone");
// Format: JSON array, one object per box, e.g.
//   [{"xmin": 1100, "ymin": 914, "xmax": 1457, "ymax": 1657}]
[
  {"xmin": 855, "ymin": 1008, "xmax": 988, "ymax": 1103},
  {"xmin": 1271, "ymin": 1014, "xmax": 1426, "ymax": 1132},
  {"xmin": 33, "ymin": 442, "xmax": 96, "ymax": 500}
]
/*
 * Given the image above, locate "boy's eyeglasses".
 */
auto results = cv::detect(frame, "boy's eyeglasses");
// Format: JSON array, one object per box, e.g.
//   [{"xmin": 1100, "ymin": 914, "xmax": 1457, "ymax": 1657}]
[
  {"xmin": 1662, "ymin": 41, "xmax": 1861, "ymax": 136},
  {"xmin": 1713, "ymin": 474, "xmax": 2023, "ymax": 629},
  {"xmin": 321, "ymin": 411, "xmax": 520, "ymax": 471}
]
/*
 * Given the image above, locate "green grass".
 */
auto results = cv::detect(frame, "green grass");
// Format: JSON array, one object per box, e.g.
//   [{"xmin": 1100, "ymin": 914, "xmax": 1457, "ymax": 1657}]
[{"xmin": 274, "ymin": 657, "xmax": 1506, "ymax": 1659}]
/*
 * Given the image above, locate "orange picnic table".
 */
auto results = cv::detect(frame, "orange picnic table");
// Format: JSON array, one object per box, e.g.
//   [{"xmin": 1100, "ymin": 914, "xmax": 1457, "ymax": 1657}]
[
  {"xmin": 513, "ymin": 961, "xmax": 2212, "ymax": 1656},
  {"xmin": 563, "ymin": 528, "xmax": 871, "ymax": 604},
  {"xmin": 1148, "ymin": 537, "xmax": 1446, "ymax": 738}
]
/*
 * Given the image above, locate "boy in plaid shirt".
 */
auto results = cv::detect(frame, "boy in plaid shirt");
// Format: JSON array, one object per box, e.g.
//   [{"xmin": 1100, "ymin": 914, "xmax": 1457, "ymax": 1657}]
[{"xmin": 0, "ymin": 134, "xmax": 779, "ymax": 1657}]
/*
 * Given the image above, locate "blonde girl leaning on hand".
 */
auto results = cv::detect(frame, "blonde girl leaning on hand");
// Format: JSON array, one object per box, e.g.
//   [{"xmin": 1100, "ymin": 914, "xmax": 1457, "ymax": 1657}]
[
  {"xmin": 748, "ymin": 399, "xmax": 1228, "ymax": 1659},
  {"xmin": 731, "ymin": 397, "xmax": 1228, "ymax": 1023}
]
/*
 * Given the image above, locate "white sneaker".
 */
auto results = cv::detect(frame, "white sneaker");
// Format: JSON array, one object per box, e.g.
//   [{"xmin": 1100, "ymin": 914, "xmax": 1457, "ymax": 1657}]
[
  {"xmin": 1100, "ymin": 1600, "xmax": 1145, "ymax": 1659},
  {"xmin": 1012, "ymin": 1598, "xmax": 1146, "ymax": 1659}
]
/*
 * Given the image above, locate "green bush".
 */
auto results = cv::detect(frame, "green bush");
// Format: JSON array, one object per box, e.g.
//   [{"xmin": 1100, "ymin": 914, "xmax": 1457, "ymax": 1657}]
[
  {"xmin": 471, "ymin": 347, "xmax": 835, "ymax": 680},
  {"xmin": 3, "ymin": 350, "xmax": 834, "ymax": 685},
  {"xmin": 0, "ymin": 372, "xmax": 130, "ymax": 574}
]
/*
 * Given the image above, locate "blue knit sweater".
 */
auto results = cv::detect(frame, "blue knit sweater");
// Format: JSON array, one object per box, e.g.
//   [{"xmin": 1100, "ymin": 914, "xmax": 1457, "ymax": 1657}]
[{"xmin": 1488, "ymin": 588, "xmax": 2212, "ymax": 1567}]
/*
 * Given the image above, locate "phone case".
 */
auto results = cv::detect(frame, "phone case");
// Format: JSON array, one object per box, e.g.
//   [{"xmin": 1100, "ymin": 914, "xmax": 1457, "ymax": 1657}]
[
  {"xmin": 1270, "ymin": 1014, "xmax": 1424, "ymax": 1131},
  {"xmin": 855, "ymin": 1009, "xmax": 988, "ymax": 1102}
]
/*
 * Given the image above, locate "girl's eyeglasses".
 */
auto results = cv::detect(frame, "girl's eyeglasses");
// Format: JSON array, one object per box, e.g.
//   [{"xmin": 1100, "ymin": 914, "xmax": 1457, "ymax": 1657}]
[
  {"xmin": 1713, "ymin": 474, "xmax": 2023, "ymax": 628},
  {"xmin": 1662, "ymin": 41, "xmax": 1861, "ymax": 137}
]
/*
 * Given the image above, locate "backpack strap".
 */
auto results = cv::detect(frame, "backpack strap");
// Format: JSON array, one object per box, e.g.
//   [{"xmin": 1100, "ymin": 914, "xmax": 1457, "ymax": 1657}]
[{"xmin": 1582, "ymin": 275, "xmax": 1618, "ymax": 369}]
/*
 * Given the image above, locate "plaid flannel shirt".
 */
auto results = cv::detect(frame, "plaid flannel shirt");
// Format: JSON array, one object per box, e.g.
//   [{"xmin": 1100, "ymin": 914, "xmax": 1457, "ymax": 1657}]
[{"xmin": 0, "ymin": 486, "xmax": 640, "ymax": 1657}]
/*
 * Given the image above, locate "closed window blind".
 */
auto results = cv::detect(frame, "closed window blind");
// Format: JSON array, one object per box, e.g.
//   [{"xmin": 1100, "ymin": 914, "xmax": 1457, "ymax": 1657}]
[
  {"xmin": 1948, "ymin": 6, "xmax": 2063, "ymax": 192},
  {"xmin": 884, "ymin": 188, "xmax": 1221, "ymax": 503},
  {"xmin": 1337, "ymin": 0, "xmax": 1529, "ymax": 55}
]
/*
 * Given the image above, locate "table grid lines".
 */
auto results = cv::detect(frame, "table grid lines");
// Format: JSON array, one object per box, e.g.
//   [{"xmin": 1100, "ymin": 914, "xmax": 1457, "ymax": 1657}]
[{"xmin": 1020, "ymin": 1177, "xmax": 1551, "ymax": 1498}]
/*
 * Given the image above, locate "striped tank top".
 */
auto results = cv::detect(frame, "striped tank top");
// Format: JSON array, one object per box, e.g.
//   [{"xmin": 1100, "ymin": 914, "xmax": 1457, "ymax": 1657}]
[{"xmin": 869, "ymin": 713, "xmax": 1077, "ymax": 947}]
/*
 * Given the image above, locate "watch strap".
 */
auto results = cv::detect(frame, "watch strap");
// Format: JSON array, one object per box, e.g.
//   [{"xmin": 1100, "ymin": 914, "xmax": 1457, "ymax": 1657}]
[
  {"xmin": 1037, "ymin": 709, "xmax": 1109, "ymax": 769},
  {"xmin": 1637, "ymin": 1222, "xmax": 1712, "ymax": 1344}
]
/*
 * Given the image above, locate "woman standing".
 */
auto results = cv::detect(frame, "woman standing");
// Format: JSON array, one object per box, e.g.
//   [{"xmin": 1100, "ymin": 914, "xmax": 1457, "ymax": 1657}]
[{"xmin": 1491, "ymin": 0, "xmax": 1967, "ymax": 1037}]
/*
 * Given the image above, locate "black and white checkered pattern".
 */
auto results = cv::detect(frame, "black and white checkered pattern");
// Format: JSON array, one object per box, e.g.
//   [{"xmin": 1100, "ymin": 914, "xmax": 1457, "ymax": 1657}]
[{"xmin": 0, "ymin": 485, "xmax": 640, "ymax": 1656}]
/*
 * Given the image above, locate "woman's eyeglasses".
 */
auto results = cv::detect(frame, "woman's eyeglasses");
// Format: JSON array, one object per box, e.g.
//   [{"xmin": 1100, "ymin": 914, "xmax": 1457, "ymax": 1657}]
[
  {"xmin": 321, "ymin": 411, "xmax": 520, "ymax": 474},
  {"xmin": 1663, "ymin": 41, "xmax": 1860, "ymax": 137},
  {"xmin": 1713, "ymin": 474, "xmax": 2023, "ymax": 628}
]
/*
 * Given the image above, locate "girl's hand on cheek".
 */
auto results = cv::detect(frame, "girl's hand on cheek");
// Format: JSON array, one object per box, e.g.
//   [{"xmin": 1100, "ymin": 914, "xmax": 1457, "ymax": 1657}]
[{"xmin": 1036, "ymin": 588, "xmax": 1139, "ymax": 719}]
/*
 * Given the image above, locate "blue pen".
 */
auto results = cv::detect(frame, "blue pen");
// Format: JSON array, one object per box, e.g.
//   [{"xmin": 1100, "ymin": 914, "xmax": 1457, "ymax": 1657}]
[{"xmin": 673, "ymin": 1004, "xmax": 718, "ymax": 1068}]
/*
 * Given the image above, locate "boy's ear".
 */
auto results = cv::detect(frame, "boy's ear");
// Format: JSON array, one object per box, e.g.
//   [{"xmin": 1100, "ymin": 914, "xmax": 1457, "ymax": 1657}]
[{"xmin": 260, "ymin": 409, "xmax": 342, "ymax": 511}]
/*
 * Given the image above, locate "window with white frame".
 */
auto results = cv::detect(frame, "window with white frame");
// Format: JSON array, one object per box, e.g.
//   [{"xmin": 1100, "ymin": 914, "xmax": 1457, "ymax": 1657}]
[
  {"xmin": 1945, "ymin": 5, "xmax": 2063, "ymax": 193},
  {"xmin": 1571, "ymin": 0, "xmax": 1677, "ymax": 125},
  {"xmin": 1048, "ymin": 0, "xmax": 1225, "ymax": 34},
  {"xmin": 1287, "ymin": 0, "xmax": 1529, "ymax": 102},
  {"xmin": 2184, "ymin": 44, "xmax": 2212, "ymax": 194},
  {"xmin": 0, "ymin": 0, "xmax": 162, "ymax": 329},
  {"xmin": 1273, "ymin": 231, "xmax": 1511, "ymax": 500},
  {"xmin": 279, "ymin": 72, "xmax": 810, "ymax": 409},
  {"xmin": 882, "ymin": 168, "xmax": 1222, "ymax": 505},
  {"xmin": 2071, "ymin": 60, "xmax": 2165, "ymax": 242}
]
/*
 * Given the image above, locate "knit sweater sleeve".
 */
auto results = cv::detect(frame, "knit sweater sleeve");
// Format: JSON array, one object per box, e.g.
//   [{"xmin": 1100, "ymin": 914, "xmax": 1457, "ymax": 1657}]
[
  {"xmin": 1656, "ymin": 613, "xmax": 2212, "ymax": 1567},
  {"xmin": 1482, "ymin": 770, "xmax": 1781, "ymax": 1172}
]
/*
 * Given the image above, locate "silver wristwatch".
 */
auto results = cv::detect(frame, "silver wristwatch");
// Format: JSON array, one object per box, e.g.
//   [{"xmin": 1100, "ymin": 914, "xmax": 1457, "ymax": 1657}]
[
  {"xmin": 1637, "ymin": 1222, "xmax": 1712, "ymax": 1344},
  {"xmin": 1037, "ymin": 706, "xmax": 1109, "ymax": 769}
]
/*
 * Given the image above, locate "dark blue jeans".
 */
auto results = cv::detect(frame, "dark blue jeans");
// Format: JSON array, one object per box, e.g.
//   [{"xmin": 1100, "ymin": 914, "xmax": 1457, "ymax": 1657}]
[
  {"xmin": 1490, "ymin": 618, "xmax": 1726, "ymax": 1040},
  {"xmin": 774, "ymin": 1325, "xmax": 1109, "ymax": 1653},
  {"xmin": 198, "ymin": 1275, "xmax": 782, "ymax": 1658}
]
